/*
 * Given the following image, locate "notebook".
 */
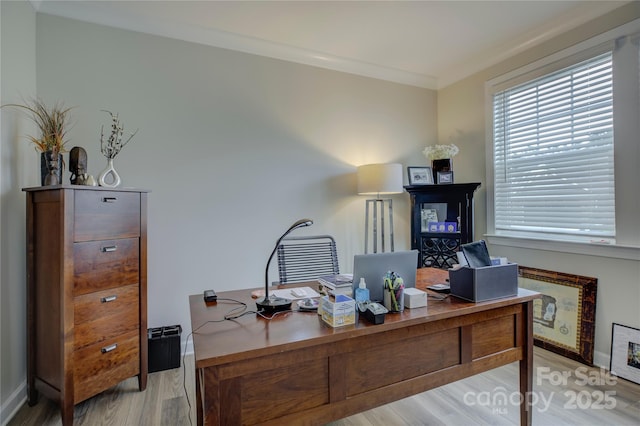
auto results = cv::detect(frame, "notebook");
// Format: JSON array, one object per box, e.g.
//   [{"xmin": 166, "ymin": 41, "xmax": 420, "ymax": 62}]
[{"xmin": 352, "ymin": 250, "xmax": 419, "ymax": 303}]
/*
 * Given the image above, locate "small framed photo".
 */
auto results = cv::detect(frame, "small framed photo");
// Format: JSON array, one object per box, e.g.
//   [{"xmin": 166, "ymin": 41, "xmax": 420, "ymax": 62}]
[
  {"xmin": 437, "ymin": 171, "xmax": 454, "ymax": 184},
  {"xmin": 610, "ymin": 323, "xmax": 640, "ymax": 384},
  {"xmin": 407, "ymin": 167, "xmax": 433, "ymax": 185}
]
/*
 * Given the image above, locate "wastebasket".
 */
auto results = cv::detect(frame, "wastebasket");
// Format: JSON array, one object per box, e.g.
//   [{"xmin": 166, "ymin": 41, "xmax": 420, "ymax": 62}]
[{"xmin": 148, "ymin": 325, "xmax": 182, "ymax": 373}]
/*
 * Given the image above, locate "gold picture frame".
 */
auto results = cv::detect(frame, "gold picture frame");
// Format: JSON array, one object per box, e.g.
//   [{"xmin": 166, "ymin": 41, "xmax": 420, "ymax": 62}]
[{"xmin": 518, "ymin": 266, "xmax": 597, "ymax": 365}]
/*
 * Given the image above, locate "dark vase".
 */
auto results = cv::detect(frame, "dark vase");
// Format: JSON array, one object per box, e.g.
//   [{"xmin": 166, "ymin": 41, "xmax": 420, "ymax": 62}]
[
  {"xmin": 40, "ymin": 151, "xmax": 63, "ymax": 186},
  {"xmin": 432, "ymin": 158, "xmax": 452, "ymax": 182}
]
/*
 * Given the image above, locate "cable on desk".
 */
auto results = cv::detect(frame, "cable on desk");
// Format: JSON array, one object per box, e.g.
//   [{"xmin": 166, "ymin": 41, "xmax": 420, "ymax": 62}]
[{"xmin": 255, "ymin": 309, "xmax": 294, "ymax": 320}]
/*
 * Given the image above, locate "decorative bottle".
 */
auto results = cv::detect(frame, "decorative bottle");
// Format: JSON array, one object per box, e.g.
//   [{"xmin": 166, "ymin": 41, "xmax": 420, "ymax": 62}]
[{"xmin": 355, "ymin": 278, "xmax": 370, "ymax": 302}]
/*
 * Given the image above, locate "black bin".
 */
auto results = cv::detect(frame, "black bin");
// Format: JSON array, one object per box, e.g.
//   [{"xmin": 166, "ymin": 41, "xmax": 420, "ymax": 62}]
[{"xmin": 148, "ymin": 325, "xmax": 182, "ymax": 373}]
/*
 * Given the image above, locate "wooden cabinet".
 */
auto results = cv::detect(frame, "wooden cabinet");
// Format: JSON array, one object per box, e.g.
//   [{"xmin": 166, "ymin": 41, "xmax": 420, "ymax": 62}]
[
  {"xmin": 404, "ymin": 183, "xmax": 480, "ymax": 269},
  {"xmin": 24, "ymin": 186, "xmax": 148, "ymax": 426}
]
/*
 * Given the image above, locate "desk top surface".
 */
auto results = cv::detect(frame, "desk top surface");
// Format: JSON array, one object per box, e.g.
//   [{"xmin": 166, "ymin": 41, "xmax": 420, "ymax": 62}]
[{"xmin": 189, "ymin": 268, "xmax": 539, "ymax": 369}]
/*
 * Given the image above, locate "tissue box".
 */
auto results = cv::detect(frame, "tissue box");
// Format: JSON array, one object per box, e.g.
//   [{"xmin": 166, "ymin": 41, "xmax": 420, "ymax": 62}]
[
  {"xmin": 404, "ymin": 288, "xmax": 427, "ymax": 308},
  {"xmin": 448, "ymin": 263, "xmax": 518, "ymax": 302},
  {"xmin": 321, "ymin": 295, "xmax": 355, "ymax": 327}
]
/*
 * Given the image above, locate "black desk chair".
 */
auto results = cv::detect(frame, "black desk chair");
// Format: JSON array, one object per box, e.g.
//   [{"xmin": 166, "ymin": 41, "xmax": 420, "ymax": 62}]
[{"xmin": 277, "ymin": 235, "xmax": 340, "ymax": 284}]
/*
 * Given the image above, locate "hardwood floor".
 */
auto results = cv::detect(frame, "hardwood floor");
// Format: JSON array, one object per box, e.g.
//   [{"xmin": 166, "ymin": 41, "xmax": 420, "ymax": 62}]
[{"xmin": 8, "ymin": 348, "xmax": 640, "ymax": 425}]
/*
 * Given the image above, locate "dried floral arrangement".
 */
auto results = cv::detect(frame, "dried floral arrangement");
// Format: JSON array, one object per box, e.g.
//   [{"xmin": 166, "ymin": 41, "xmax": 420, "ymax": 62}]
[
  {"xmin": 1, "ymin": 98, "xmax": 72, "ymax": 153},
  {"xmin": 422, "ymin": 143, "xmax": 459, "ymax": 161},
  {"xmin": 100, "ymin": 110, "xmax": 138, "ymax": 159}
]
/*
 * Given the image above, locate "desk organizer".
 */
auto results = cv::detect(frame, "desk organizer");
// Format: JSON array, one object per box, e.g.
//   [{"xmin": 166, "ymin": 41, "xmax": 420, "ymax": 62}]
[
  {"xmin": 321, "ymin": 295, "xmax": 355, "ymax": 327},
  {"xmin": 448, "ymin": 263, "xmax": 518, "ymax": 302}
]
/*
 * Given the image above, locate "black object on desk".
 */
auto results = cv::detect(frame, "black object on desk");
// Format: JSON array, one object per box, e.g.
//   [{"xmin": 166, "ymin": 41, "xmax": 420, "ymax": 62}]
[{"xmin": 460, "ymin": 240, "xmax": 492, "ymax": 268}]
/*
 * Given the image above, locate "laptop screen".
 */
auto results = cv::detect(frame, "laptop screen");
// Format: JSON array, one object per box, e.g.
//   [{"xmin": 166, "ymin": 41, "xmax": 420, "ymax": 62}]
[{"xmin": 352, "ymin": 250, "xmax": 418, "ymax": 303}]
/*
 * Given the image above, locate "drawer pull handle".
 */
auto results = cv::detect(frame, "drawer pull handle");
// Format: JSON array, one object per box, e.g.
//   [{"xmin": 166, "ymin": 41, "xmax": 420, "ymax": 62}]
[
  {"xmin": 101, "ymin": 245, "xmax": 117, "ymax": 252},
  {"xmin": 101, "ymin": 344, "xmax": 117, "ymax": 354},
  {"xmin": 101, "ymin": 295, "xmax": 117, "ymax": 303},
  {"xmin": 102, "ymin": 197, "xmax": 117, "ymax": 203}
]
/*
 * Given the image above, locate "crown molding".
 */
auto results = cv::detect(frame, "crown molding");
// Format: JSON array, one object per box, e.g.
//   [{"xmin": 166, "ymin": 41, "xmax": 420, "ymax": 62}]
[
  {"xmin": 32, "ymin": 0, "xmax": 437, "ymax": 89},
  {"xmin": 31, "ymin": 1, "xmax": 629, "ymax": 91}
]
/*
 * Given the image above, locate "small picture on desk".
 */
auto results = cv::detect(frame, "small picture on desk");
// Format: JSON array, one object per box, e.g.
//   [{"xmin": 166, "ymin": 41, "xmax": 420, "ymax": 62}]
[
  {"xmin": 437, "ymin": 171, "xmax": 454, "ymax": 184},
  {"xmin": 408, "ymin": 167, "xmax": 434, "ymax": 185}
]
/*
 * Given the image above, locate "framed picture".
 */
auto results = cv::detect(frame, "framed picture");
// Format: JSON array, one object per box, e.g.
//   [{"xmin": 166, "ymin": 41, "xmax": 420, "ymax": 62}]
[
  {"xmin": 420, "ymin": 208, "xmax": 438, "ymax": 232},
  {"xmin": 436, "ymin": 171, "xmax": 454, "ymax": 184},
  {"xmin": 518, "ymin": 266, "xmax": 597, "ymax": 365},
  {"xmin": 407, "ymin": 167, "xmax": 433, "ymax": 185},
  {"xmin": 610, "ymin": 323, "xmax": 640, "ymax": 384}
]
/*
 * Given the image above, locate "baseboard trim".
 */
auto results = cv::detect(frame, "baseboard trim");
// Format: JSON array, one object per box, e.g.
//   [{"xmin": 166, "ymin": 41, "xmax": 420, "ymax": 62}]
[
  {"xmin": 1, "ymin": 380, "xmax": 26, "ymax": 426},
  {"xmin": 594, "ymin": 349, "xmax": 611, "ymax": 370}
]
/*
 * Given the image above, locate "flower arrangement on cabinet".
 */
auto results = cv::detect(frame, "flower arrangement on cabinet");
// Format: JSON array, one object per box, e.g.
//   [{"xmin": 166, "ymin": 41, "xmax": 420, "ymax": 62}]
[{"xmin": 422, "ymin": 143, "xmax": 459, "ymax": 161}]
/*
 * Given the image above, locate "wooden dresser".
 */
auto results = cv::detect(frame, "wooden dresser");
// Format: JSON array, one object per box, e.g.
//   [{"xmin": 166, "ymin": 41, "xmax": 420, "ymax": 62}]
[{"xmin": 23, "ymin": 186, "xmax": 149, "ymax": 426}]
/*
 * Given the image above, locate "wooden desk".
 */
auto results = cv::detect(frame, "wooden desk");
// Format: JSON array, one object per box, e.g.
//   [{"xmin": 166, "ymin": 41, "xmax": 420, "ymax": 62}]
[{"xmin": 189, "ymin": 268, "xmax": 539, "ymax": 426}]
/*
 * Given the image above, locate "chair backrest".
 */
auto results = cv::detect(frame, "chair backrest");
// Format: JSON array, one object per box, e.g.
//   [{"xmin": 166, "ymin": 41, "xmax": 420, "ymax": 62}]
[{"xmin": 277, "ymin": 235, "xmax": 340, "ymax": 284}]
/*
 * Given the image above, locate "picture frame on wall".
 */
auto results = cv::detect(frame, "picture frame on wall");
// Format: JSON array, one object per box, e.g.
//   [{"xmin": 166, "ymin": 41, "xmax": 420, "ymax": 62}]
[
  {"xmin": 407, "ymin": 167, "xmax": 434, "ymax": 185},
  {"xmin": 517, "ymin": 266, "xmax": 597, "ymax": 365},
  {"xmin": 436, "ymin": 171, "xmax": 454, "ymax": 184},
  {"xmin": 610, "ymin": 323, "xmax": 640, "ymax": 384}
]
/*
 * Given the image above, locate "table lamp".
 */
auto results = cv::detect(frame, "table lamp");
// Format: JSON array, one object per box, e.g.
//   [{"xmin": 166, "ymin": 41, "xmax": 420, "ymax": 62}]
[
  {"xmin": 357, "ymin": 163, "xmax": 403, "ymax": 253},
  {"xmin": 257, "ymin": 218, "xmax": 313, "ymax": 314}
]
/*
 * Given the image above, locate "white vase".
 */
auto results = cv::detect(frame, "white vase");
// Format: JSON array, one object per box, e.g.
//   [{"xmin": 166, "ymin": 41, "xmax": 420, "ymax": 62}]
[{"xmin": 98, "ymin": 158, "xmax": 121, "ymax": 187}]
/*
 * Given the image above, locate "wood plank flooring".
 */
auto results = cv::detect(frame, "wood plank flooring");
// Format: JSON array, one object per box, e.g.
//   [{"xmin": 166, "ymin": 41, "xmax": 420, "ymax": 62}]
[{"xmin": 8, "ymin": 347, "xmax": 640, "ymax": 425}]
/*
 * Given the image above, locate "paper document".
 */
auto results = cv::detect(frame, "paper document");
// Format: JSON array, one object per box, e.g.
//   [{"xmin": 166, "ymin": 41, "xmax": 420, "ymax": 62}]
[{"xmin": 271, "ymin": 286, "xmax": 321, "ymax": 300}]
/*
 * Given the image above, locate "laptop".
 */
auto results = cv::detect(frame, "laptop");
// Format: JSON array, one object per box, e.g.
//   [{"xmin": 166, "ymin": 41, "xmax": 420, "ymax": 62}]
[{"xmin": 352, "ymin": 250, "xmax": 419, "ymax": 303}]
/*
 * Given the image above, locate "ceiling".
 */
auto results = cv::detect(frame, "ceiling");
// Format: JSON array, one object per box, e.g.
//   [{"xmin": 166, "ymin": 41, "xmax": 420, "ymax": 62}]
[{"xmin": 32, "ymin": 0, "xmax": 629, "ymax": 89}]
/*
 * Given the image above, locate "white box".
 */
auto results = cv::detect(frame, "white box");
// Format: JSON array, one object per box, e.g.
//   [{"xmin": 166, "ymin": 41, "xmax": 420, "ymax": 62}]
[
  {"xmin": 321, "ymin": 295, "xmax": 355, "ymax": 327},
  {"xmin": 404, "ymin": 288, "xmax": 427, "ymax": 309}
]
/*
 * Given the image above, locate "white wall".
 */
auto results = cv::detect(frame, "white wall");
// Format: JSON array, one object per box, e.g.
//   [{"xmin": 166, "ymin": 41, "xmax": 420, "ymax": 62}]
[
  {"xmin": 0, "ymin": 1, "xmax": 38, "ymax": 423},
  {"xmin": 438, "ymin": 3, "xmax": 640, "ymax": 367},
  {"xmin": 1, "ymin": 9, "xmax": 436, "ymax": 419},
  {"xmin": 33, "ymin": 16, "xmax": 435, "ymax": 347}
]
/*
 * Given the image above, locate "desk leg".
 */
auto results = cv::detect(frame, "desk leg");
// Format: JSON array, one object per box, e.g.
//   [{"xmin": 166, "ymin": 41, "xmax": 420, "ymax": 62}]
[
  {"xmin": 196, "ymin": 368, "xmax": 204, "ymax": 426},
  {"xmin": 519, "ymin": 300, "xmax": 533, "ymax": 426}
]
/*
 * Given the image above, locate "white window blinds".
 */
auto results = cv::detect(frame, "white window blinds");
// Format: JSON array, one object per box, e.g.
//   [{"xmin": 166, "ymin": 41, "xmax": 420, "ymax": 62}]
[{"xmin": 492, "ymin": 52, "xmax": 615, "ymax": 241}]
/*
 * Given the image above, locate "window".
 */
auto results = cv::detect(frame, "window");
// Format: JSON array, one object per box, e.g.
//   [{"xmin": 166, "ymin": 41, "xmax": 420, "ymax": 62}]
[{"xmin": 492, "ymin": 52, "xmax": 615, "ymax": 242}]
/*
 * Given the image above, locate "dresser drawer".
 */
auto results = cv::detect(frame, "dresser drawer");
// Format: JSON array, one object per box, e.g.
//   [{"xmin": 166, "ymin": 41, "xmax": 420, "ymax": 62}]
[
  {"xmin": 74, "ymin": 238, "xmax": 139, "ymax": 295},
  {"xmin": 74, "ymin": 284, "xmax": 139, "ymax": 350},
  {"xmin": 73, "ymin": 330, "xmax": 140, "ymax": 403},
  {"xmin": 74, "ymin": 190, "xmax": 140, "ymax": 242}
]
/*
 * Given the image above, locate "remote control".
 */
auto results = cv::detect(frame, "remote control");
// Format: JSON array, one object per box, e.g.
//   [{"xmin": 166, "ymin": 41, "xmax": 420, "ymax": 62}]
[{"xmin": 203, "ymin": 289, "xmax": 217, "ymax": 302}]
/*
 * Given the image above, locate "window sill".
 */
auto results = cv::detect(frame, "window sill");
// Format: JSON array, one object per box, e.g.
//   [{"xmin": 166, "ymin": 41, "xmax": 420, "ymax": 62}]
[{"xmin": 485, "ymin": 234, "xmax": 640, "ymax": 261}]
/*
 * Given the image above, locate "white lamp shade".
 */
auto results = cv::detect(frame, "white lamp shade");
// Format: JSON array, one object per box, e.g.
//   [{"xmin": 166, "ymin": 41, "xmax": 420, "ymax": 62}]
[{"xmin": 357, "ymin": 163, "xmax": 403, "ymax": 195}]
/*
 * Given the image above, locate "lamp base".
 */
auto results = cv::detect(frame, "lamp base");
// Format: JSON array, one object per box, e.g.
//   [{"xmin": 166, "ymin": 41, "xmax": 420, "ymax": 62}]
[{"xmin": 256, "ymin": 296, "xmax": 292, "ymax": 314}]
